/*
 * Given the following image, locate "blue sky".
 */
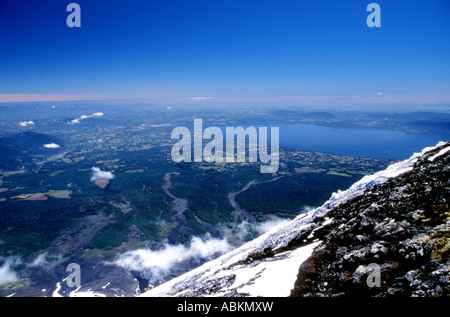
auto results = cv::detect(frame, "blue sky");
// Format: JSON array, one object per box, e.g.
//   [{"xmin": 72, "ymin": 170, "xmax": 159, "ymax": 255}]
[{"xmin": 0, "ymin": 0, "xmax": 449, "ymax": 107}]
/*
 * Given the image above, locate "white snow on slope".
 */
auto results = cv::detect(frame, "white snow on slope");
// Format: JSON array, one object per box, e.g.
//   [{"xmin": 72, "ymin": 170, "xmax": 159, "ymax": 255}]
[
  {"xmin": 428, "ymin": 144, "xmax": 450, "ymax": 161},
  {"xmin": 141, "ymin": 141, "xmax": 447, "ymax": 297},
  {"xmin": 310, "ymin": 141, "xmax": 447, "ymax": 219},
  {"xmin": 236, "ymin": 242, "xmax": 321, "ymax": 297}
]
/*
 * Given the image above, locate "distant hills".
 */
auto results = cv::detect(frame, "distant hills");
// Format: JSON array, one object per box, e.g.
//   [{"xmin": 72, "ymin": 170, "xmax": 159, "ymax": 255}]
[{"xmin": 0, "ymin": 131, "xmax": 64, "ymax": 170}]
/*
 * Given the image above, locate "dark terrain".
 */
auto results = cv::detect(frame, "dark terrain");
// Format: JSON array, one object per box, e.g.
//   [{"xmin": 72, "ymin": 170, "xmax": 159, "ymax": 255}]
[{"xmin": 291, "ymin": 142, "xmax": 450, "ymax": 297}]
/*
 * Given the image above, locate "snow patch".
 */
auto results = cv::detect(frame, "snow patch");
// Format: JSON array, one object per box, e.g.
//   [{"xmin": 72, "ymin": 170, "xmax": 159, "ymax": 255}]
[{"xmin": 237, "ymin": 241, "xmax": 321, "ymax": 297}]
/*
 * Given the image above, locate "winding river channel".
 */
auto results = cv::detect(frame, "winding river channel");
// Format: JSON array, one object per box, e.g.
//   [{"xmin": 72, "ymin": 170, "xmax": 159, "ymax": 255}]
[
  {"xmin": 228, "ymin": 176, "xmax": 283, "ymax": 225},
  {"xmin": 161, "ymin": 172, "xmax": 283, "ymax": 243}
]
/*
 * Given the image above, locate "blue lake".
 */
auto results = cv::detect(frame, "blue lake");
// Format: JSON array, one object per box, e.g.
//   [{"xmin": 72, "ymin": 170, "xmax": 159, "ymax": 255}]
[
  {"xmin": 275, "ymin": 123, "xmax": 446, "ymax": 160},
  {"xmin": 182, "ymin": 122, "xmax": 447, "ymax": 160}
]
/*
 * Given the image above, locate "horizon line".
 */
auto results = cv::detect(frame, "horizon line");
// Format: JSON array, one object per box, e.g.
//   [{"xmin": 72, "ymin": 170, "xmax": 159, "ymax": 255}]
[{"xmin": 0, "ymin": 93, "xmax": 449, "ymax": 106}]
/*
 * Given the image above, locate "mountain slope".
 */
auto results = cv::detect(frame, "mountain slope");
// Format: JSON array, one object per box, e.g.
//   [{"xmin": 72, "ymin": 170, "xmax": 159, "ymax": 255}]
[
  {"xmin": 291, "ymin": 142, "xmax": 450, "ymax": 297},
  {"xmin": 0, "ymin": 132, "xmax": 64, "ymax": 170},
  {"xmin": 142, "ymin": 141, "xmax": 449, "ymax": 297}
]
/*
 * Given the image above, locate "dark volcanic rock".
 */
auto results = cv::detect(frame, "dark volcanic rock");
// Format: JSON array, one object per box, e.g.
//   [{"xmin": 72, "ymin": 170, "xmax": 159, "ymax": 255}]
[{"xmin": 291, "ymin": 142, "xmax": 450, "ymax": 297}]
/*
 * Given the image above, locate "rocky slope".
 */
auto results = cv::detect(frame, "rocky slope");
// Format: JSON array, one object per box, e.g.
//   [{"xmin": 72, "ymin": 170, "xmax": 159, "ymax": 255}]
[
  {"xmin": 142, "ymin": 141, "xmax": 450, "ymax": 297},
  {"xmin": 291, "ymin": 142, "xmax": 450, "ymax": 297}
]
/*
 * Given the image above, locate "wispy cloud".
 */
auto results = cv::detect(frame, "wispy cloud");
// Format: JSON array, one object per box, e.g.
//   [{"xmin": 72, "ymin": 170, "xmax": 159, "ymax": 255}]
[
  {"xmin": 109, "ymin": 218, "xmax": 290, "ymax": 284},
  {"xmin": 68, "ymin": 112, "xmax": 103, "ymax": 125},
  {"xmin": 186, "ymin": 96, "xmax": 215, "ymax": 100},
  {"xmin": 221, "ymin": 218, "xmax": 290, "ymax": 241},
  {"xmin": 28, "ymin": 252, "xmax": 61, "ymax": 271},
  {"xmin": 110, "ymin": 235, "xmax": 232, "ymax": 284},
  {"xmin": 0, "ymin": 256, "xmax": 22, "ymax": 286}
]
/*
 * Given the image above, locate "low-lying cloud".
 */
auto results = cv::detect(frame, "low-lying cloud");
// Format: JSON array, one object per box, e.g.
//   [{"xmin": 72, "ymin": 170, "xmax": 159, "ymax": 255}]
[
  {"xmin": 249, "ymin": 218, "xmax": 290, "ymax": 235},
  {"xmin": 0, "ymin": 257, "xmax": 22, "ymax": 286},
  {"xmin": 110, "ymin": 218, "xmax": 291, "ymax": 285},
  {"xmin": 111, "ymin": 235, "xmax": 232, "ymax": 283},
  {"xmin": 68, "ymin": 112, "xmax": 103, "ymax": 125},
  {"xmin": 90, "ymin": 167, "xmax": 114, "ymax": 182},
  {"xmin": 28, "ymin": 252, "xmax": 61, "ymax": 271},
  {"xmin": 0, "ymin": 253, "xmax": 64, "ymax": 287},
  {"xmin": 222, "ymin": 218, "xmax": 290, "ymax": 242},
  {"xmin": 44, "ymin": 143, "xmax": 61, "ymax": 149},
  {"xmin": 186, "ymin": 96, "xmax": 215, "ymax": 100},
  {"xmin": 19, "ymin": 121, "xmax": 35, "ymax": 127}
]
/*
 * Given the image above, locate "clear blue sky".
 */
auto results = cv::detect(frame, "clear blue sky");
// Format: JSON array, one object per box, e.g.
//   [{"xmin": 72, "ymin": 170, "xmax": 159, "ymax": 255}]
[{"xmin": 0, "ymin": 0, "xmax": 449, "ymax": 107}]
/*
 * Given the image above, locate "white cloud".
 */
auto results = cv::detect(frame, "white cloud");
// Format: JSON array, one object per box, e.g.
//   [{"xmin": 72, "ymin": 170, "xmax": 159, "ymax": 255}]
[
  {"xmin": 222, "ymin": 218, "xmax": 291, "ymax": 242},
  {"xmin": 29, "ymin": 253, "xmax": 49, "ymax": 268},
  {"xmin": 186, "ymin": 97, "xmax": 215, "ymax": 100},
  {"xmin": 110, "ymin": 235, "xmax": 232, "ymax": 282},
  {"xmin": 0, "ymin": 253, "xmax": 61, "ymax": 287},
  {"xmin": 90, "ymin": 167, "xmax": 114, "ymax": 182},
  {"xmin": 300, "ymin": 205, "xmax": 315, "ymax": 213},
  {"xmin": 110, "ymin": 218, "xmax": 291, "ymax": 284},
  {"xmin": 44, "ymin": 143, "xmax": 61, "ymax": 149},
  {"xmin": 19, "ymin": 121, "xmax": 35, "ymax": 127},
  {"xmin": 252, "ymin": 218, "xmax": 291, "ymax": 234},
  {"xmin": 0, "ymin": 257, "xmax": 22, "ymax": 286},
  {"xmin": 28, "ymin": 252, "xmax": 61, "ymax": 271},
  {"xmin": 68, "ymin": 112, "xmax": 104, "ymax": 125}
]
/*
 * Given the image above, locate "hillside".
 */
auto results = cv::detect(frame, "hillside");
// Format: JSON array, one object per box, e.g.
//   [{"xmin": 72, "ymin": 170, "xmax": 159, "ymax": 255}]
[{"xmin": 0, "ymin": 132, "xmax": 64, "ymax": 170}]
